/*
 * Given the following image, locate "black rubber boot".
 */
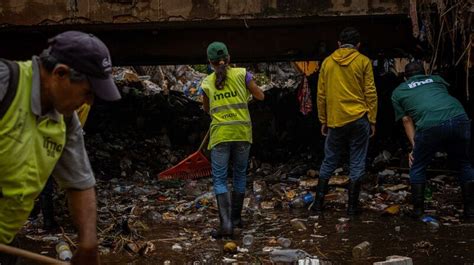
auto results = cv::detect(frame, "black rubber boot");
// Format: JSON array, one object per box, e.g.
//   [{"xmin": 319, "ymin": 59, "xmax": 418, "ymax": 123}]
[
  {"xmin": 211, "ymin": 192, "xmax": 233, "ymax": 239},
  {"xmin": 231, "ymin": 192, "xmax": 245, "ymax": 228},
  {"xmin": 461, "ymin": 181, "xmax": 474, "ymax": 218},
  {"xmin": 347, "ymin": 180, "xmax": 361, "ymax": 215},
  {"xmin": 310, "ymin": 178, "xmax": 329, "ymax": 213},
  {"xmin": 411, "ymin": 183, "xmax": 425, "ymax": 218}
]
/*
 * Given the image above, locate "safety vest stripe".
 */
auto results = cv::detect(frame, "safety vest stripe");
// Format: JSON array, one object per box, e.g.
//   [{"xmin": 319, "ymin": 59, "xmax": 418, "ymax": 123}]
[
  {"xmin": 214, "ymin": 121, "xmax": 251, "ymax": 126},
  {"xmin": 210, "ymin": 103, "xmax": 248, "ymax": 115}
]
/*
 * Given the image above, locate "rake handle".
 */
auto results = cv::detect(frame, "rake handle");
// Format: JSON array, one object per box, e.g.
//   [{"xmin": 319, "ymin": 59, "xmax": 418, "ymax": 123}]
[
  {"xmin": 0, "ymin": 244, "xmax": 69, "ymax": 264},
  {"xmin": 197, "ymin": 129, "xmax": 210, "ymax": 152}
]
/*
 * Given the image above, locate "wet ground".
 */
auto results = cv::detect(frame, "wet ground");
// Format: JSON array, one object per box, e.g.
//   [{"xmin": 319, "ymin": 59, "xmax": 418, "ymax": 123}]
[
  {"xmin": 16, "ymin": 165, "xmax": 474, "ymax": 265},
  {"xmin": 19, "ymin": 207, "xmax": 474, "ymax": 264},
  {"xmin": 97, "ymin": 210, "xmax": 474, "ymax": 264}
]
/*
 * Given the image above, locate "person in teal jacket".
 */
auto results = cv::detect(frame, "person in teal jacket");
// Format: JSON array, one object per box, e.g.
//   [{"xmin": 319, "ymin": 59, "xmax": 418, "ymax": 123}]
[
  {"xmin": 0, "ymin": 31, "xmax": 121, "ymax": 264},
  {"xmin": 392, "ymin": 62, "xmax": 474, "ymax": 219}
]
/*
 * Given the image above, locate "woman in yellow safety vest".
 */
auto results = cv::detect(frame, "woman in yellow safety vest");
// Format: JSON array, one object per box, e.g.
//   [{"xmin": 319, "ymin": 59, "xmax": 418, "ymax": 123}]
[{"xmin": 201, "ymin": 42, "xmax": 264, "ymax": 238}]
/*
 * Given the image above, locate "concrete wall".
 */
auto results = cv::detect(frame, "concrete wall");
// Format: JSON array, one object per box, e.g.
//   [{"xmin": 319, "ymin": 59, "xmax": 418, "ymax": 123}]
[{"xmin": 0, "ymin": 0, "xmax": 407, "ymax": 26}]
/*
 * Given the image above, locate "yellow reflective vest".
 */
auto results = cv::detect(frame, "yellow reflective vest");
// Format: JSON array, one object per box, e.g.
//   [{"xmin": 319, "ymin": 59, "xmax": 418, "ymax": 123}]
[
  {"xmin": 0, "ymin": 61, "xmax": 66, "ymax": 244},
  {"xmin": 201, "ymin": 67, "xmax": 252, "ymax": 150}
]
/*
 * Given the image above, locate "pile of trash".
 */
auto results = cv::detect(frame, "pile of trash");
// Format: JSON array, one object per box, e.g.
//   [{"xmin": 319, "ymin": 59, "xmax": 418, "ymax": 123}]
[{"xmin": 111, "ymin": 62, "xmax": 303, "ymax": 102}]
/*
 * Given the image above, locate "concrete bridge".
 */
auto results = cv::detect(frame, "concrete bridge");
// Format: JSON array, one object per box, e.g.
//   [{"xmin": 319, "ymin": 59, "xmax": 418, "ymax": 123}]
[{"xmin": 0, "ymin": 0, "xmax": 411, "ymax": 64}]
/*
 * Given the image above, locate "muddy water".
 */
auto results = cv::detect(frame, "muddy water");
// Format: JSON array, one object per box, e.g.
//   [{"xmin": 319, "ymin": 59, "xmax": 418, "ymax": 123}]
[{"xmin": 99, "ymin": 209, "xmax": 474, "ymax": 265}]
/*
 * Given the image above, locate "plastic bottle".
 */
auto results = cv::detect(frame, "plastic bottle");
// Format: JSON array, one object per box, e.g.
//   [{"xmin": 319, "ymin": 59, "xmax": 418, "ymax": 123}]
[
  {"xmin": 335, "ymin": 218, "xmax": 350, "ymax": 233},
  {"xmin": 352, "ymin": 241, "xmax": 371, "ymax": 259},
  {"xmin": 277, "ymin": 237, "xmax": 292, "ymax": 248},
  {"xmin": 56, "ymin": 240, "xmax": 73, "ymax": 261},
  {"xmin": 242, "ymin": 234, "xmax": 254, "ymax": 247},
  {"xmin": 290, "ymin": 193, "xmax": 314, "ymax": 208},
  {"xmin": 424, "ymin": 186, "xmax": 433, "ymax": 201}
]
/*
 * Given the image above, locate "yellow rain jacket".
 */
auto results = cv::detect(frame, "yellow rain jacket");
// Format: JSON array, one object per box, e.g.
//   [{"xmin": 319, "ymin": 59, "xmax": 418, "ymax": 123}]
[
  {"xmin": 76, "ymin": 103, "xmax": 91, "ymax": 127},
  {"xmin": 317, "ymin": 48, "xmax": 377, "ymax": 127}
]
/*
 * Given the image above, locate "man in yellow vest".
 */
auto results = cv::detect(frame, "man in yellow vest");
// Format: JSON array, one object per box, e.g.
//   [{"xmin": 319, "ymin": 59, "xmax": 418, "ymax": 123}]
[{"xmin": 0, "ymin": 31, "xmax": 121, "ymax": 264}]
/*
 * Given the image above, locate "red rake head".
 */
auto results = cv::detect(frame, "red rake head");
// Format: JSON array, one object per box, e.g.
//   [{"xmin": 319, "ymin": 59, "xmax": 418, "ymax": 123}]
[{"xmin": 158, "ymin": 151, "xmax": 211, "ymax": 180}]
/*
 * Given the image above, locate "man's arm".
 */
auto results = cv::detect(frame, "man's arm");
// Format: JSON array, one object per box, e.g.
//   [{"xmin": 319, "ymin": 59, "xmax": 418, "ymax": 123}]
[
  {"xmin": 402, "ymin": 115, "xmax": 415, "ymax": 147},
  {"xmin": 402, "ymin": 115, "xmax": 416, "ymax": 167},
  {"xmin": 363, "ymin": 60, "xmax": 378, "ymax": 130},
  {"xmin": 317, "ymin": 64, "xmax": 327, "ymax": 135},
  {"xmin": 68, "ymin": 188, "xmax": 99, "ymax": 264},
  {"xmin": 203, "ymin": 93, "xmax": 210, "ymax": 113},
  {"xmin": 52, "ymin": 113, "xmax": 99, "ymax": 264},
  {"xmin": 247, "ymin": 80, "xmax": 264, "ymax": 101}
]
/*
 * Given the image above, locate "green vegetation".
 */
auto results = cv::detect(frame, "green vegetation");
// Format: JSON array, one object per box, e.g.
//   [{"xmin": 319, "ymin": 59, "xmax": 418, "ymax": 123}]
[
  {"xmin": 191, "ymin": 64, "xmax": 208, "ymax": 74},
  {"xmin": 253, "ymin": 73, "xmax": 270, "ymax": 86}
]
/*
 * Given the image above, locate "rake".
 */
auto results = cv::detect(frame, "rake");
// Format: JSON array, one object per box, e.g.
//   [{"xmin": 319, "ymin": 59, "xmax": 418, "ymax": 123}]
[{"xmin": 158, "ymin": 129, "xmax": 211, "ymax": 180}]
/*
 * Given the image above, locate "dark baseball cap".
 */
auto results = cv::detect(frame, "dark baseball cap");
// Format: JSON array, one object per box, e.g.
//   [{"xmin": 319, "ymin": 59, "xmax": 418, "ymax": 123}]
[
  {"xmin": 207, "ymin": 42, "xmax": 229, "ymax": 62},
  {"xmin": 48, "ymin": 31, "xmax": 121, "ymax": 101}
]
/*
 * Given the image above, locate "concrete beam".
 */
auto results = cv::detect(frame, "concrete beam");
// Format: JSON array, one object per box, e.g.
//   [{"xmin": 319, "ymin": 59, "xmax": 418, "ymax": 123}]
[{"xmin": 0, "ymin": 0, "xmax": 408, "ymax": 26}]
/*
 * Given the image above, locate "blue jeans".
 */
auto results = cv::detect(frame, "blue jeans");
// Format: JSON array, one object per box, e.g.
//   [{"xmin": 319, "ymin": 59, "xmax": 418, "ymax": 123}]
[
  {"xmin": 319, "ymin": 116, "xmax": 370, "ymax": 181},
  {"xmin": 410, "ymin": 114, "xmax": 474, "ymax": 184},
  {"xmin": 211, "ymin": 141, "xmax": 251, "ymax": 195}
]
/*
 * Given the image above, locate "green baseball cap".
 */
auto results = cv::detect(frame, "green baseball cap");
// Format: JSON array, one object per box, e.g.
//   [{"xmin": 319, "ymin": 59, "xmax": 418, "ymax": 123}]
[{"xmin": 207, "ymin": 41, "xmax": 229, "ymax": 61}]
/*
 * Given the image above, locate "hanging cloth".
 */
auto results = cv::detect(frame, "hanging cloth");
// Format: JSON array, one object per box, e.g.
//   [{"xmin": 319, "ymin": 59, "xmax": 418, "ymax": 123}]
[
  {"xmin": 297, "ymin": 75, "xmax": 312, "ymax": 115},
  {"xmin": 294, "ymin": 61, "xmax": 317, "ymax": 115},
  {"xmin": 294, "ymin": 61, "xmax": 319, "ymax": 76}
]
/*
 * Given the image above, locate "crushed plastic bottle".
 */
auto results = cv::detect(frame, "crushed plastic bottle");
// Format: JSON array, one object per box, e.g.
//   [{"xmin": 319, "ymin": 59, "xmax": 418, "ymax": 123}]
[
  {"xmin": 421, "ymin": 216, "xmax": 440, "ymax": 232},
  {"xmin": 269, "ymin": 249, "xmax": 316, "ymax": 263},
  {"xmin": 55, "ymin": 240, "xmax": 73, "ymax": 261},
  {"xmin": 298, "ymin": 258, "xmax": 321, "ymax": 265},
  {"xmin": 290, "ymin": 219, "xmax": 308, "ymax": 231},
  {"xmin": 290, "ymin": 193, "xmax": 314, "ymax": 208}
]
